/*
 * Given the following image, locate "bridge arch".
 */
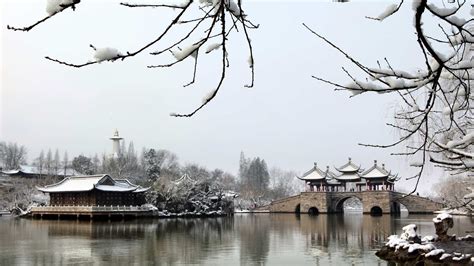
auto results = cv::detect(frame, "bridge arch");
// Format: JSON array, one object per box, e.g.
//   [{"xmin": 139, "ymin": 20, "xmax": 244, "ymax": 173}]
[
  {"xmin": 308, "ymin": 207, "xmax": 319, "ymax": 215},
  {"xmin": 334, "ymin": 196, "xmax": 363, "ymax": 213},
  {"xmin": 370, "ymin": 206, "xmax": 383, "ymax": 216},
  {"xmin": 391, "ymin": 201, "xmax": 409, "ymax": 214}
]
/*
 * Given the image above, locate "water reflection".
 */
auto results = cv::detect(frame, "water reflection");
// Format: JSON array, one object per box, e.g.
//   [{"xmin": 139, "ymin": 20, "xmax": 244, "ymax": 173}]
[{"xmin": 0, "ymin": 214, "xmax": 472, "ymax": 265}]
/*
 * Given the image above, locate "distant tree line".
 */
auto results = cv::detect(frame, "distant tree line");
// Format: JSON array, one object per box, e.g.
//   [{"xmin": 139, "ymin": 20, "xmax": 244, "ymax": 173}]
[
  {"xmin": 1, "ymin": 140, "xmax": 302, "ymax": 207},
  {"xmin": 0, "ymin": 142, "xmax": 27, "ymax": 170}
]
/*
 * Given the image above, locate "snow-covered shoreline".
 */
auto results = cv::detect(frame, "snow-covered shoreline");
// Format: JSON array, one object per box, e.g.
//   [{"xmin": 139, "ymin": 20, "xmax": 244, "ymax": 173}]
[{"xmin": 376, "ymin": 213, "xmax": 474, "ymax": 265}]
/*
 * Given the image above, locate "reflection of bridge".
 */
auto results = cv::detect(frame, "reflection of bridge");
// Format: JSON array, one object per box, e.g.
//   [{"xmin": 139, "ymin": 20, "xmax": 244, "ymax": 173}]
[{"xmin": 257, "ymin": 191, "xmax": 444, "ymax": 215}]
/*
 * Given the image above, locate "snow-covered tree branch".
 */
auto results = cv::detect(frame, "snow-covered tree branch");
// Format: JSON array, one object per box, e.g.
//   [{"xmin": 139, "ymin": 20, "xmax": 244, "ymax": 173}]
[
  {"xmin": 7, "ymin": 0, "xmax": 257, "ymax": 117},
  {"xmin": 305, "ymin": 0, "xmax": 473, "ymax": 193}
]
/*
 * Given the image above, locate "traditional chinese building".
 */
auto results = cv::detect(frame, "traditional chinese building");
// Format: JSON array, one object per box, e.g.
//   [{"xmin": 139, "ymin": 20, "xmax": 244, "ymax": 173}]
[
  {"xmin": 37, "ymin": 174, "xmax": 149, "ymax": 206},
  {"xmin": 297, "ymin": 163, "xmax": 342, "ymax": 192},
  {"xmin": 2, "ymin": 165, "xmax": 80, "ymax": 178},
  {"xmin": 359, "ymin": 160, "xmax": 397, "ymax": 191},
  {"xmin": 334, "ymin": 157, "xmax": 363, "ymax": 191},
  {"xmin": 298, "ymin": 158, "xmax": 398, "ymax": 192}
]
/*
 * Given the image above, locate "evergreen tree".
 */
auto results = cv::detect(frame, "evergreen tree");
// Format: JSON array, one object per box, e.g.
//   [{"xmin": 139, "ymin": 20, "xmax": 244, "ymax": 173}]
[
  {"xmin": 143, "ymin": 149, "xmax": 160, "ymax": 183},
  {"xmin": 238, "ymin": 151, "xmax": 250, "ymax": 183},
  {"xmin": 72, "ymin": 155, "xmax": 94, "ymax": 175},
  {"xmin": 245, "ymin": 157, "xmax": 270, "ymax": 192}
]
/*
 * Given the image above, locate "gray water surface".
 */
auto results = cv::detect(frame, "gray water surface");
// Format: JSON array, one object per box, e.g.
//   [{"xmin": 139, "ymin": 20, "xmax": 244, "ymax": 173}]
[{"xmin": 0, "ymin": 214, "xmax": 472, "ymax": 265}]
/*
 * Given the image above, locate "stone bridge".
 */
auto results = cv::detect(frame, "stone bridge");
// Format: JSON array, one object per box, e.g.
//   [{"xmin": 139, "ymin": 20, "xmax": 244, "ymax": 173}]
[{"xmin": 257, "ymin": 191, "xmax": 444, "ymax": 215}]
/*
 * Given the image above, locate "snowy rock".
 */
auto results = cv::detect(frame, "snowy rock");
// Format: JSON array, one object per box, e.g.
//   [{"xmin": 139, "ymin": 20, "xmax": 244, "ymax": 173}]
[
  {"xmin": 421, "ymin": 235, "xmax": 436, "ymax": 242},
  {"xmin": 425, "ymin": 249, "xmax": 445, "ymax": 257},
  {"xmin": 401, "ymin": 224, "xmax": 421, "ymax": 243},
  {"xmin": 439, "ymin": 253, "xmax": 452, "ymax": 261},
  {"xmin": 433, "ymin": 213, "xmax": 454, "ymax": 241}
]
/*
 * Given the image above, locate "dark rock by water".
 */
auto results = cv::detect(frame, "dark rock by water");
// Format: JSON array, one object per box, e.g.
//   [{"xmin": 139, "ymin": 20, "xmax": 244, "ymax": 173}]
[{"xmin": 376, "ymin": 213, "xmax": 474, "ymax": 265}]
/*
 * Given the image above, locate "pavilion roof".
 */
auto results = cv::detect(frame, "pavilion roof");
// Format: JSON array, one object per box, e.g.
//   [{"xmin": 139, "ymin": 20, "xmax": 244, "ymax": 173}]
[
  {"xmin": 326, "ymin": 177, "xmax": 342, "ymax": 185},
  {"xmin": 335, "ymin": 157, "xmax": 362, "ymax": 173},
  {"xmin": 334, "ymin": 172, "xmax": 361, "ymax": 181},
  {"xmin": 172, "ymin": 173, "xmax": 197, "ymax": 185},
  {"xmin": 37, "ymin": 174, "xmax": 148, "ymax": 193},
  {"xmin": 360, "ymin": 160, "xmax": 391, "ymax": 179},
  {"xmin": 297, "ymin": 163, "xmax": 327, "ymax": 181},
  {"xmin": 298, "ymin": 164, "xmax": 343, "ymax": 185}
]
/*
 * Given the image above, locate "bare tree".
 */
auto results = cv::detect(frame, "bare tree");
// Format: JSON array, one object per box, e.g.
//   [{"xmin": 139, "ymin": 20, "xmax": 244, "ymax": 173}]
[
  {"xmin": 62, "ymin": 151, "xmax": 69, "ymax": 176},
  {"xmin": 434, "ymin": 174, "xmax": 473, "ymax": 211},
  {"xmin": 53, "ymin": 149, "xmax": 61, "ymax": 177},
  {"xmin": 35, "ymin": 150, "xmax": 45, "ymax": 178},
  {"xmin": 45, "ymin": 149, "xmax": 53, "ymax": 176},
  {"xmin": 7, "ymin": 0, "xmax": 257, "ymax": 117},
  {"xmin": 304, "ymin": 0, "xmax": 473, "ymax": 193},
  {"xmin": 0, "ymin": 142, "xmax": 27, "ymax": 170},
  {"xmin": 269, "ymin": 167, "xmax": 301, "ymax": 198}
]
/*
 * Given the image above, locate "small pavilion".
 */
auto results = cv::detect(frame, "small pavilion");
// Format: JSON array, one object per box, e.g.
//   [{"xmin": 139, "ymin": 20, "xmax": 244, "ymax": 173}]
[
  {"xmin": 359, "ymin": 160, "xmax": 397, "ymax": 191},
  {"xmin": 334, "ymin": 157, "xmax": 363, "ymax": 192},
  {"xmin": 297, "ymin": 163, "xmax": 342, "ymax": 192}
]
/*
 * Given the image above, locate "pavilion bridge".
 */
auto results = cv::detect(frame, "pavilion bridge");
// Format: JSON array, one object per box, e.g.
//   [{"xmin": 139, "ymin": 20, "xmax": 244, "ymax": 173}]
[{"xmin": 257, "ymin": 158, "xmax": 444, "ymax": 215}]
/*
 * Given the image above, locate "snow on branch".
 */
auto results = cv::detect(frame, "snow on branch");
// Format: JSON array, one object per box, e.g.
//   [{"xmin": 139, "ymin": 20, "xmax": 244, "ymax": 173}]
[
  {"xmin": 366, "ymin": 0, "xmax": 403, "ymax": 21},
  {"xmin": 305, "ymin": 0, "xmax": 474, "ymax": 193},
  {"xmin": 7, "ymin": 0, "xmax": 81, "ymax": 32},
  {"xmin": 7, "ymin": 0, "xmax": 258, "ymax": 117}
]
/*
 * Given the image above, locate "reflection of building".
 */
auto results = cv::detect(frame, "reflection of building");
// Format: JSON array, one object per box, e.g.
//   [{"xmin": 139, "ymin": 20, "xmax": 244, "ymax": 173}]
[{"xmin": 298, "ymin": 158, "xmax": 398, "ymax": 192}]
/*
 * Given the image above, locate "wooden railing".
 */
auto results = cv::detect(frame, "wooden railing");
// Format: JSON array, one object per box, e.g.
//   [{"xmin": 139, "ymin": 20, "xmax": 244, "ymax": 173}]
[{"xmin": 30, "ymin": 205, "xmax": 151, "ymax": 213}]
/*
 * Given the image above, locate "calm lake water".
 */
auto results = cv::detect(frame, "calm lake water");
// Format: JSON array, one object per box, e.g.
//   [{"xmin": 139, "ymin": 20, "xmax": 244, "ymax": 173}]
[{"xmin": 0, "ymin": 214, "xmax": 472, "ymax": 265}]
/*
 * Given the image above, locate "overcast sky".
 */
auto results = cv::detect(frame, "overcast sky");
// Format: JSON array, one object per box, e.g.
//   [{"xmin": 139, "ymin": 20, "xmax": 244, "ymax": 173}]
[{"xmin": 1, "ymin": 0, "xmax": 454, "ymax": 194}]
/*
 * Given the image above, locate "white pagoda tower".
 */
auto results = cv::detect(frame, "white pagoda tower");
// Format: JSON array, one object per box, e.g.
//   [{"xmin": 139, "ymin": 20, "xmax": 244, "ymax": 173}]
[{"xmin": 110, "ymin": 129, "xmax": 123, "ymax": 158}]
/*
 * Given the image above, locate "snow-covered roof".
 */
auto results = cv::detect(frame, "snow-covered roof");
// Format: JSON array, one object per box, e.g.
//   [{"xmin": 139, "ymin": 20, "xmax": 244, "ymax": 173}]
[
  {"xmin": 115, "ymin": 179, "xmax": 150, "ymax": 193},
  {"xmin": 360, "ymin": 160, "xmax": 391, "ymax": 179},
  {"xmin": 172, "ymin": 173, "xmax": 196, "ymax": 185},
  {"xmin": 335, "ymin": 158, "xmax": 362, "ymax": 173},
  {"xmin": 297, "ymin": 163, "xmax": 327, "ymax": 181},
  {"xmin": 334, "ymin": 172, "xmax": 361, "ymax": 181},
  {"xmin": 2, "ymin": 165, "xmax": 81, "ymax": 176},
  {"xmin": 326, "ymin": 178, "xmax": 341, "ymax": 185},
  {"xmin": 37, "ymin": 174, "xmax": 147, "ymax": 193},
  {"xmin": 298, "ymin": 164, "xmax": 342, "ymax": 185}
]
